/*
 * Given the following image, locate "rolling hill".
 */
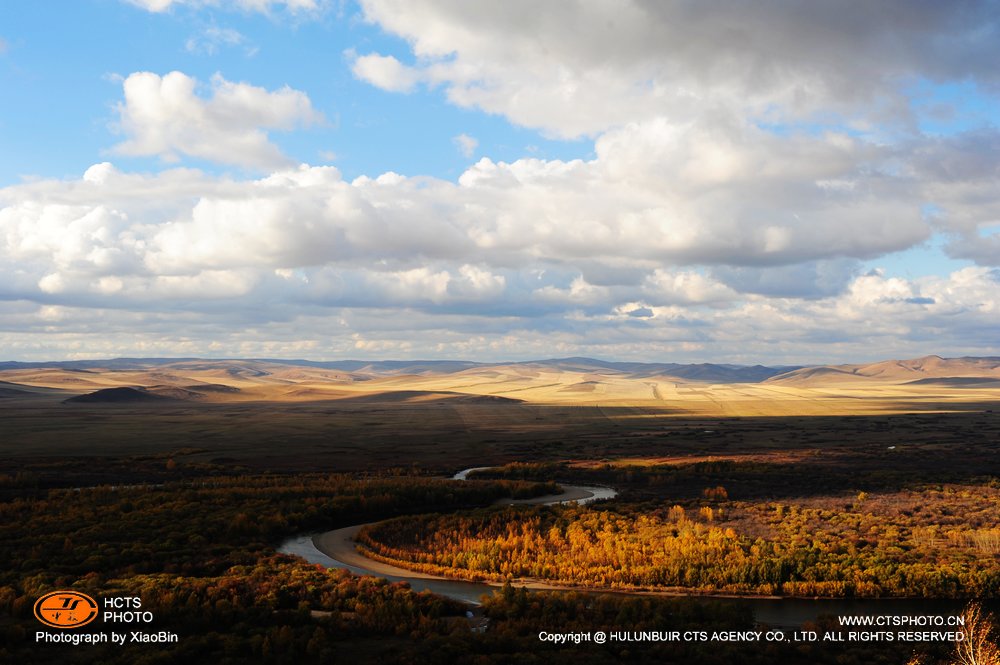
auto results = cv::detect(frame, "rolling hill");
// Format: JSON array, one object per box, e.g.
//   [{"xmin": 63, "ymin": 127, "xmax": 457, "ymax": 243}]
[{"xmin": 0, "ymin": 354, "xmax": 997, "ymax": 416}]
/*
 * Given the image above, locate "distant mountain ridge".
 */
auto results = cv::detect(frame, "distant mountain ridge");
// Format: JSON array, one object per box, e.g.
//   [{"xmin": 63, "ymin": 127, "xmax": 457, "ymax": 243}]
[
  {"xmin": 0, "ymin": 356, "xmax": 798, "ymax": 383},
  {"xmin": 506, "ymin": 357, "xmax": 798, "ymax": 383},
  {"xmin": 3, "ymin": 354, "xmax": 999, "ymax": 387},
  {"xmin": 766, "ymin": 355, "xmax": 1000, "ymax": 385}
]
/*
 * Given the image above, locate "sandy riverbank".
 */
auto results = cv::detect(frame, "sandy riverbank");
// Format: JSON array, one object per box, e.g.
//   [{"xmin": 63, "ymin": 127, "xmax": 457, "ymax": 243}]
[
  {"xmin": 311, "ymin": 484, "xmax": 602, "ymax": 584},
  {"xmin": 310, "ymin": 525, "xmax": 790, "ymax": 599},
  {"xmin": 311, "ymin": 525, "xmax": 624, "ymax": 594},
  {"xmin": 313, "ymin": 526, "xmax": 448, "ymax": 580}
]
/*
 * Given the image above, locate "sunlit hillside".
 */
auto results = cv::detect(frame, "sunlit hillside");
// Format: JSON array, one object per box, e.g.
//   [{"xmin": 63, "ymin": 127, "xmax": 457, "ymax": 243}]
[{"xmin": 2, "ymin": 355, "xmax": 998, "ymax": 417}]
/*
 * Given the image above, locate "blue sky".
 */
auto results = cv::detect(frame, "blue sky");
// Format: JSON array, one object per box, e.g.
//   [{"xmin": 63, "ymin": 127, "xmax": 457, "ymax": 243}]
[
  {"xmin": 1, "ymin": 1, "xmax": 999, "ymax": 363},
  {"xmin": 0, "ymin": 1, "xmax": 588, "ymax": 183}
]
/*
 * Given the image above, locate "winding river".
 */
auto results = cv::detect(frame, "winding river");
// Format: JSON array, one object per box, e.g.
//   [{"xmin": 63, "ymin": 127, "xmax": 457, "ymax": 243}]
[
  {"xmin": 279, "ymin": 467, "xmax": 616, "ymax": 604},
  {"xmin": 278, "ymin": 468, "xmax": 974, "ymax": 627}
]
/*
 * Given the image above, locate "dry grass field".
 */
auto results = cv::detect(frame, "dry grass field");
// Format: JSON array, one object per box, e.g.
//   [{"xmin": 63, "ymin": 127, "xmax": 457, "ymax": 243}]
[
  {"xmin": 4, "ymin": 355, "xmax": 999, "ymax": 411},
  {"xmin": 2, "ymin": 356, "xmax": 998, "ymax": 481}
]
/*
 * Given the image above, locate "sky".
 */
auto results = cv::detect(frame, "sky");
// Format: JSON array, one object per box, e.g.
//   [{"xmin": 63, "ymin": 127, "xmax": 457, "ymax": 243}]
[{"xmin": 1, "ymin": 0, "xmax": 999, "ymax": 364}]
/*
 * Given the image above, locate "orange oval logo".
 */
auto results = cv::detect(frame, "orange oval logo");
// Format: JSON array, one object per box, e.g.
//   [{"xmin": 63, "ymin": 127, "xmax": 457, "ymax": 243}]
[{"xmin": 33, "ymin": 591, "xmax": 99, "ymax": 629}]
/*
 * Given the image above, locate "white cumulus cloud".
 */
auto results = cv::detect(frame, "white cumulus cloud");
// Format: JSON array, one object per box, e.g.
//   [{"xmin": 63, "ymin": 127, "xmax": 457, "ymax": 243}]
[
  {"xmin": 111, "ymin": 71, "xmax": 322, "ymax": 169},
  {"xmin": 356, "ymin": 0, "xmax": 1000, "ymax": 139},
  {"xmin": 351, "ymin": 53, "xmax": 422, "ymax": 93}
]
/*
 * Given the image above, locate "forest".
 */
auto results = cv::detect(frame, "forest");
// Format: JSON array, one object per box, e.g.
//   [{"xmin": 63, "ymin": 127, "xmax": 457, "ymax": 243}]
[
  {"xmin": 0, "ymin": 470, "xmax": 550, "ymax": 663},
  {"xmin": 3, "ymin": 407, "xmax": 999, "ymax": 664},
  {"xmin": 359, "ymin": 464, "xmax": 1000, "ymax": 598},
  {"xmin": 4, "ymin": 461, "xmax": 987, "ymax": 664}
]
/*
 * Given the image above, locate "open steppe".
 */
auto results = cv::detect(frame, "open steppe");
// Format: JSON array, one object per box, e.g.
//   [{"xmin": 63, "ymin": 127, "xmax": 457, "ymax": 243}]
[
  {"xmin": 4, "ymin": 355, "xmax": 1000, "ymax": 665},
  {"xmin": 2, "ymin": 355, "xmax": 999, "ymax": 481},
  {"xmin": 4, "ymin": 355, "xmax": 1000, "ymax": 414}
]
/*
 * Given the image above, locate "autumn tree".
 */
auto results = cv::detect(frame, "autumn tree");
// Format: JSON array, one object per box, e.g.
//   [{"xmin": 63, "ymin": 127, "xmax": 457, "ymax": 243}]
[{"xmin": 953, "ymin": 603, "xmax": 1000, "ymax": 665}]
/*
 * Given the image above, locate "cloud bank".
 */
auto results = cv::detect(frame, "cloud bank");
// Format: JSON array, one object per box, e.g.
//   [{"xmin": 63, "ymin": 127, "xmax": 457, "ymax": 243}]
[
  {"xmin": 353, "ymin": 0, "xmax": 1000, "ymax": 138},
  {"xmin": 2, "ymin": 141, "xmax": 998, "ymax": 361},
  {"xmin": 5, "ymin": 1, "xmax": 1000, "ymax": 361}
]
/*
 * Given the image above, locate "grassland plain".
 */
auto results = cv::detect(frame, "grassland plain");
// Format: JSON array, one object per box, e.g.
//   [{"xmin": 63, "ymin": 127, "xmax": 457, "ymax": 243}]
[{"xmin": 2, "ymin": 357, "xmax": 999, "ymax": 663}]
